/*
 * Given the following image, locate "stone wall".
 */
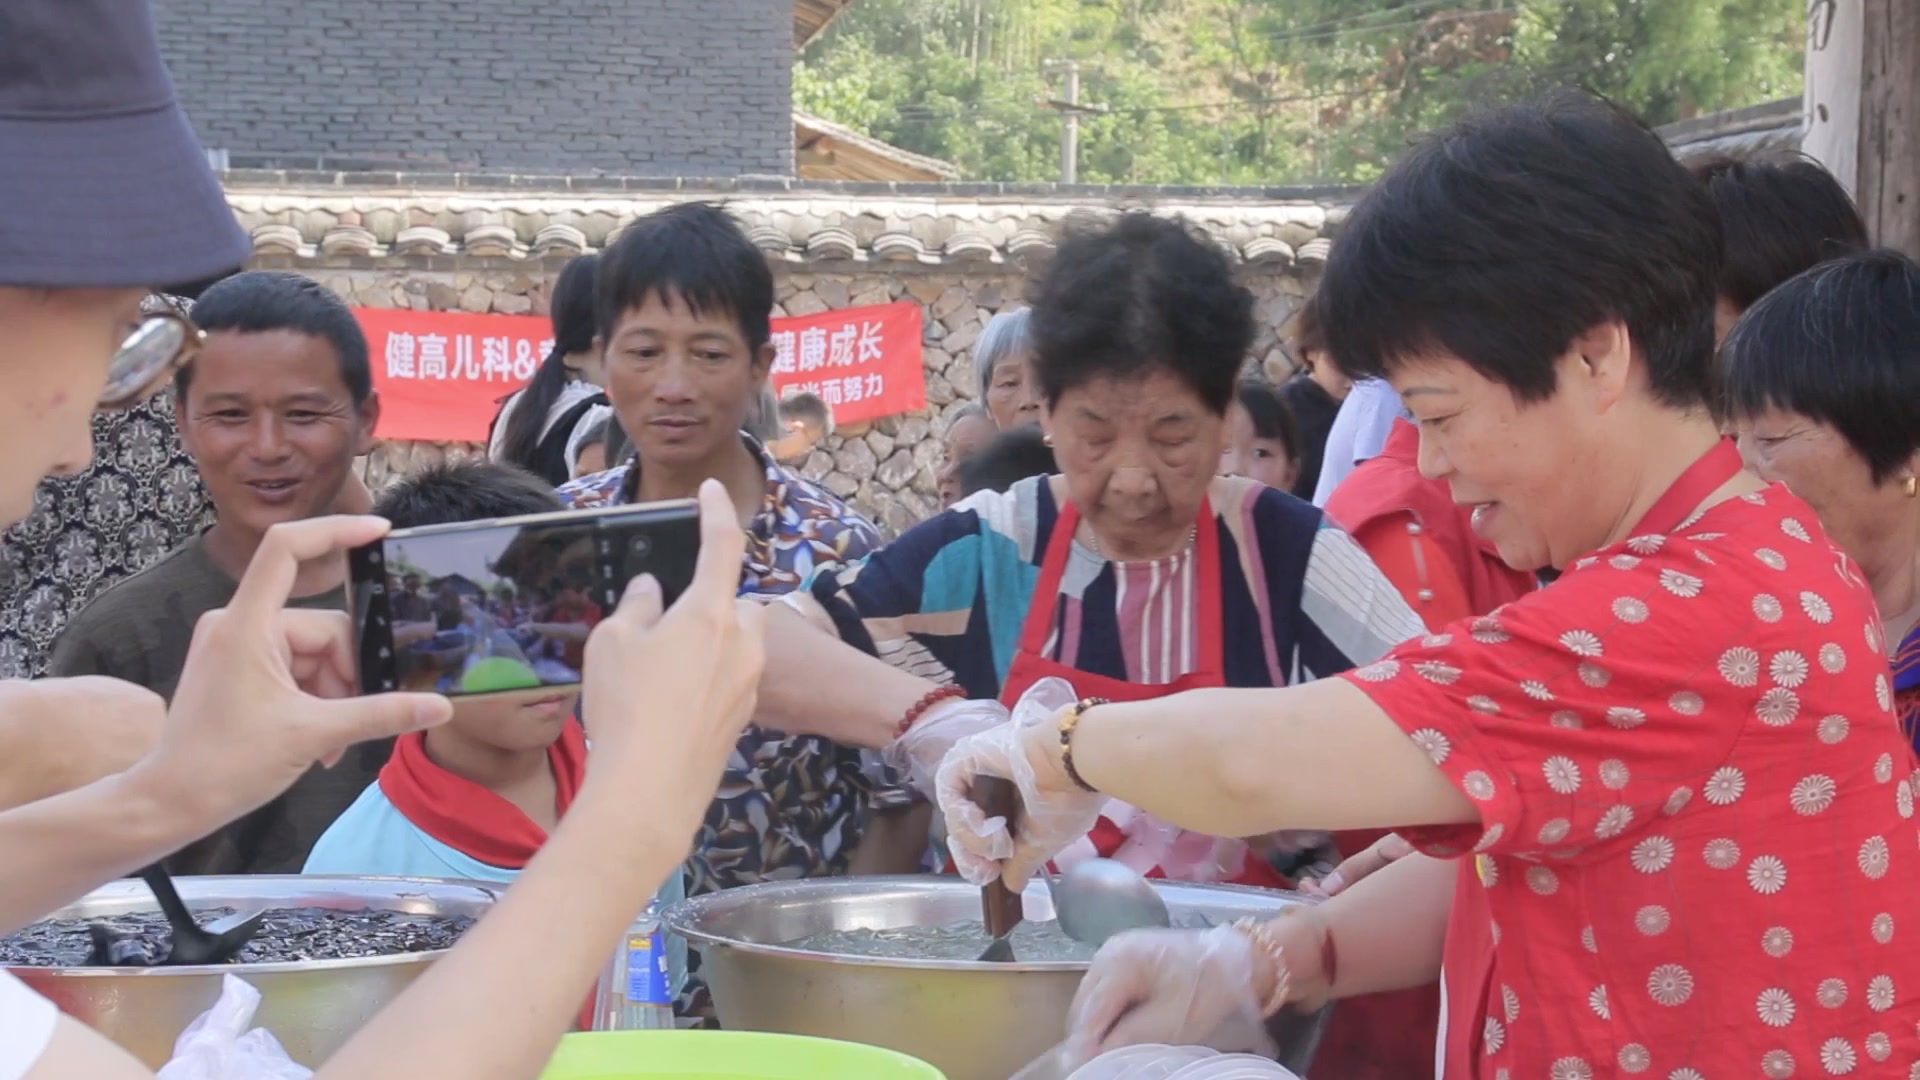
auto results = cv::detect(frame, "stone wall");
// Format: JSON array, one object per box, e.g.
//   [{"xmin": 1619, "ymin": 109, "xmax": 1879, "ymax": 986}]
[{"xmin": 314, "ymin": 260, "xmax": 1313, "ymax": 537}]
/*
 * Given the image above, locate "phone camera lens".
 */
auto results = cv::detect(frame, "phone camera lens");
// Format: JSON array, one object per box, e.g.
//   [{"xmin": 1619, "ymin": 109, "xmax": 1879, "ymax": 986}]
[{"xmin": 629, "ymin": 535, "xmax": 653, "ymax": 559}]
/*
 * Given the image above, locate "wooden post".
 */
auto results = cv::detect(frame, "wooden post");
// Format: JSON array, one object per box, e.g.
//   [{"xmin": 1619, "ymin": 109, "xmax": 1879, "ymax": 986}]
[{"xmin": 1856, "ymin": 0, "xmax": 1919, "ymax": 255}]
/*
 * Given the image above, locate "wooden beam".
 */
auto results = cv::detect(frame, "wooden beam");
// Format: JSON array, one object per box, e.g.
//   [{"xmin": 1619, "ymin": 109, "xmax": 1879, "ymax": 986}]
[{"xmin": 1857, "ymin": 0, "xmax": 1919, "ymax": 255}]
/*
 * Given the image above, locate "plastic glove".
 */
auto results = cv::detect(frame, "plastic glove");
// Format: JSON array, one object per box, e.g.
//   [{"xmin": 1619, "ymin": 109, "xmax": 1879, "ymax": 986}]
[
  {"xmin": 1058, "ymin": 927, "xmax": 1278, "ymax": 1070},
  {"xmin": 158, "ymin": 974, "xmax": 313, "ymax": 1079},
  {"xmin": 936, "ymin": 676, "xmax": 1104, "ymax": 888},
  {"xmin": 885, "ymin": 696, "xmax": 1011, "ymax": 797}
]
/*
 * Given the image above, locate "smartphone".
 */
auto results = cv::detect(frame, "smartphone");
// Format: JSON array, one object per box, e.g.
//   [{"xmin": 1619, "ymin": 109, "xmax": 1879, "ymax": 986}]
[{"xmin": 348, "ymin": 499, "xmax": 700, "ymax": 696}]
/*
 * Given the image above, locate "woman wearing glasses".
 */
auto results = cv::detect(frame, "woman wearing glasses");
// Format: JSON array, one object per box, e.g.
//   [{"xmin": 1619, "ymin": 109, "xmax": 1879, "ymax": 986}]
[{"xmin": 0, "ymin": 4, "xmax": 771, "ymax": 1080}]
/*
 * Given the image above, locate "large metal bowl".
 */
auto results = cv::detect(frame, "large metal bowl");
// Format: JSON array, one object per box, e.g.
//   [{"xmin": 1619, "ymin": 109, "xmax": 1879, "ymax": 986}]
[
  {"xmin": 664, "ymin": 876, "xmax": 1330, "ymax": 1080},
  {"xmin": 7, "ymin": 875, "xmax": 501, "ymax": 1069}
]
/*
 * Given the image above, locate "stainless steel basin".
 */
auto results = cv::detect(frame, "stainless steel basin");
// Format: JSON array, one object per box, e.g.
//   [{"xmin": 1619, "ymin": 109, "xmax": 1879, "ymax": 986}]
[
  {"xmin": 664, "ymin": 876, "xmax": 1330, "ymax": 1080},
  {"xmin": 7, "ymin": 875, "xmax": 501, "ymax": 1069}
]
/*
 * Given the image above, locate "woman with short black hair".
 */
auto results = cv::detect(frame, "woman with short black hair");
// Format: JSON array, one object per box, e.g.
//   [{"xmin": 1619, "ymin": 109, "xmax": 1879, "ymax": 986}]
[
  {"xmin": 1722, "ymin": 248, "xmax": 1920, "ymax": 745},
  {"xmin": 942, "ymin": 92, "xmax": 1919, "ymax": 1077}
]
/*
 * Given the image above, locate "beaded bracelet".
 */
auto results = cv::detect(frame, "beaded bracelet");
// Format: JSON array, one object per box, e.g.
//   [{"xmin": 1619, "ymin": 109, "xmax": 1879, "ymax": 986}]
[
  {"xmin": 1232, "ymin": 916, "xmax": 1294, "ymax": 1018},
  {"xmin": 895, "ymin": 685, "xmax": 967, "ymax": 740},
  {"xmin": 1059, "ymin": 696, "xmax": 1110, "ymax": 793}
]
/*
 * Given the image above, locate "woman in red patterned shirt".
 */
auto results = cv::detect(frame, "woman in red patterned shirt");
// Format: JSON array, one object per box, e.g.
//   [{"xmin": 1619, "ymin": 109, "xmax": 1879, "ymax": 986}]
[{"xmin": 940, "ymin": 91, "xmax": 1920, "ymax": 1079}]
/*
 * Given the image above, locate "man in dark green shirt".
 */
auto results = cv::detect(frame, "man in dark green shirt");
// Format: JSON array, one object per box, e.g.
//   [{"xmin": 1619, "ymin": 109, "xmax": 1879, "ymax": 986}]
[{"xmin": 51, "ymin": 271, "xmax": 385, "ymax": 875}]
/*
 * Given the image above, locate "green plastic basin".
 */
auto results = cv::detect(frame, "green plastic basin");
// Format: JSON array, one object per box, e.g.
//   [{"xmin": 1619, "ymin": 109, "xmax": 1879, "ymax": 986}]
[{"xmin": 539, "ymin": 1030, "xmax": 947, "ymax": 1080}]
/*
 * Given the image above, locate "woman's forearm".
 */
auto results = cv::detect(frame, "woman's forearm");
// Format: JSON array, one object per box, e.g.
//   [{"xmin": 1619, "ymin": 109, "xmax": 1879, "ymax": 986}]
[
  {"xmin": 1069, "ymin": 678, "xmax": 1476, "ymax": 837},
  {"xmin": 0, "ymin": 766, "xmax": 205, "ymax": 933},
  {"xmin": 754, "ymin": 601, "xmax": 939, "ymax": 749},
  {"xmin": 316, "ymin": 785, "xmax": 685, "ymax": 1080},
  {"xmin": 1315, "ymin": 850, "xmax": 1453, "ymax": 998}
]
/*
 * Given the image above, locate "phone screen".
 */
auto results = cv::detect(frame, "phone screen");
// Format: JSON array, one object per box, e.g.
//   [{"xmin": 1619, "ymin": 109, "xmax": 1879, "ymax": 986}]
[{"xmin": 349, "ymin": 502, "xmax": 698, "ymax": 697}]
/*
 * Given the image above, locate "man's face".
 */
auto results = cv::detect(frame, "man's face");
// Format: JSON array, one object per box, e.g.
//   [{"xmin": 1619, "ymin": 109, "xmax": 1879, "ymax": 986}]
[
  {"xmin": 403, "ymin": 574, "xmax": 421, "ymax": 595},
  {"xmin": 603, "ymin": 291, "xmax": 770, "ymax": 472},
  {"xmin": 0, "ymin": 287, "xmax": 147, "ymax": 528},
  {"xmin": 179, "ymin": 328, "xmax": 378, "ymax": 541}
]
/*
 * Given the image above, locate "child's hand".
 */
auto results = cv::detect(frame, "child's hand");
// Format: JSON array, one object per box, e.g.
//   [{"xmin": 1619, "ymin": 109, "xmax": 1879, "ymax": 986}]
[{"xmin": 580, "ymin": 479, "xmax": 766, "ymax": 841}]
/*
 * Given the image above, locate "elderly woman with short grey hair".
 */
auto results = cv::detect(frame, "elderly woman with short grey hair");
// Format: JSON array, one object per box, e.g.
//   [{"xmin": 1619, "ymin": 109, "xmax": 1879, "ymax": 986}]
[{"xmin": 974, "ymin": 308, "xmax": 1041, "ymax": 429}]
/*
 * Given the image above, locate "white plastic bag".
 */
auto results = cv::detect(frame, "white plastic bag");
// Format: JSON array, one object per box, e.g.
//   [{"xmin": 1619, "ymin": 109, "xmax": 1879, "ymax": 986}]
[{"xmin": 157, "ymin": 974, "xmax": 313, "ymax": 1080}]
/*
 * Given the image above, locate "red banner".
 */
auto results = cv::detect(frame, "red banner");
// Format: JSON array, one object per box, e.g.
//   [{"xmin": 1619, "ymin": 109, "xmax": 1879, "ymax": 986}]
[
  {"xmin": 355, "ymin": 302, "xmax": 926, "ymax": 443},
  {"xmin": 765, "ymin": 301, "xmax": 926, "ymax": 427}
]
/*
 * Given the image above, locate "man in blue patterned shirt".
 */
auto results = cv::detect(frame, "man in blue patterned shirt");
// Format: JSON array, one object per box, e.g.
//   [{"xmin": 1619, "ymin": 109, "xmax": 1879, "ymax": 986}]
[{"xmin": 557, "ymin": 203, "xmax": 919, "ymax": 1013}]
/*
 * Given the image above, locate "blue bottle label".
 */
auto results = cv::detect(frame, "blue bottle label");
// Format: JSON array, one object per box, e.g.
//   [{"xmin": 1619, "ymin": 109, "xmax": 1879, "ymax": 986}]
[{"xmin": 624, "ymin": 932, "xmax": 670, "ymax": 1005}]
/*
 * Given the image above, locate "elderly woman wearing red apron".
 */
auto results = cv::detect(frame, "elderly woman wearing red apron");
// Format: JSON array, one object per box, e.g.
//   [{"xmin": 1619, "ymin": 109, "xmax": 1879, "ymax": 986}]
[
  {"xmin": 1001, "ymin": 494, "xmax": 1292, "ymax": 888},
  {"xmin": 761, "ymin": 213, "xmax": 1425, "ymax": 892}
]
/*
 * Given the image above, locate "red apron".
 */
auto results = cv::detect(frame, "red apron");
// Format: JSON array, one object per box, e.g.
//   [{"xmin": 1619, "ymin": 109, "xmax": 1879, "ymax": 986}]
[{"xmin": 998, "ymin": 496, "xmax": 1294, "ymax": 890}]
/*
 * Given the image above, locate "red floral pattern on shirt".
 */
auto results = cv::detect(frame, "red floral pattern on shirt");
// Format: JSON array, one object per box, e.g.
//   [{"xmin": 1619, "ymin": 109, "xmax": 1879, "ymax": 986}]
[{"xmin": 1345, "ymin": 485, "xmax": 1920, "ymax": 1079}]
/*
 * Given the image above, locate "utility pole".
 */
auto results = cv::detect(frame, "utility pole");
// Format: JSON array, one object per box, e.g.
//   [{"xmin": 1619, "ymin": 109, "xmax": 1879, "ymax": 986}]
[
  {"xmin": 1040, "ymin": 60, "xmax": 1108, "ymax": 183},
  {"xmin": 1857, "ymin": 0, "xmax": 1918, "ymax": 255}
]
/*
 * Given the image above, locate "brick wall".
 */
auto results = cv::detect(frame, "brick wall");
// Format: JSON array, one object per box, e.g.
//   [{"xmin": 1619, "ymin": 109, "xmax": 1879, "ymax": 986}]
[{"xmin": 152, "ymin": 0, "xmax": 794, "ymax": 176}]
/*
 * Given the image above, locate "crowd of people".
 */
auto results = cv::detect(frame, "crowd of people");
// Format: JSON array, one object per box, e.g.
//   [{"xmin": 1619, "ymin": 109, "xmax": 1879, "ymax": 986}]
[{"xmin": 2, "ymin": 2, "xmax": 1918, "ymax": 1079}]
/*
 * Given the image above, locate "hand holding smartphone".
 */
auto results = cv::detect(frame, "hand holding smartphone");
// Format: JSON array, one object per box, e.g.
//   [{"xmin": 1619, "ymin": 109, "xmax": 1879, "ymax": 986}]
[{"xmin": 348, "ymin": 500, "xmax": 701, "ymax": 696}]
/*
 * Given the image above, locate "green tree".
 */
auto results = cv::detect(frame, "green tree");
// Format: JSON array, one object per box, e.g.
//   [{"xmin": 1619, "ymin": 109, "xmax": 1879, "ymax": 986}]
[{"xmin": 795, "ymin": 0, "xmax": 1807, "ymax": 185}]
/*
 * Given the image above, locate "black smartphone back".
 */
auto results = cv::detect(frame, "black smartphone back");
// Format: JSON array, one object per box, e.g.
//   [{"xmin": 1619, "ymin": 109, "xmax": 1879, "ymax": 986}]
[{"xmin": 349, "ymin": 499, "xmax": 699, "ymax": 696}]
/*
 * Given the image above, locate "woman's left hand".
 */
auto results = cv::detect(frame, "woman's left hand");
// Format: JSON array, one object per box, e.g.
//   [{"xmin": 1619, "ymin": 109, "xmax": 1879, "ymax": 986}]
[{"xmin": 935, "ymin": 709, "xmax": 1105, "ymax": 888}]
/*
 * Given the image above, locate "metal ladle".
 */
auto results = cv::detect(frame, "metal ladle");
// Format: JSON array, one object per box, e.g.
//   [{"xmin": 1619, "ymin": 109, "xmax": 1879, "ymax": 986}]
[
  {"xmin": 1046, "ymin": 857, "xmax": 1171, "ymax": 947},
  {"xmin": 85, "ymin": 865, "xmax": 265, "ymax": 967}
]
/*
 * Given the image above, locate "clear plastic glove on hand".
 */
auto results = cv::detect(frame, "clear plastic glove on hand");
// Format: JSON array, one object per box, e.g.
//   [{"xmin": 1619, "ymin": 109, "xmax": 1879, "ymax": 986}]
[
  {"xmin": 935, "ymin": 677, "xmax": 1104, "ymax": 888},
  {"xmin": 158, "ymin": 974, "xmax": 313, "ymax": 1080},
  {"xmin": 885, "ymin": 696, "xmax": 1011, "ymax": 797},
  {"xmin": 1058, "ymin": 926, "xmax": 1278, "ymax": 1071}
]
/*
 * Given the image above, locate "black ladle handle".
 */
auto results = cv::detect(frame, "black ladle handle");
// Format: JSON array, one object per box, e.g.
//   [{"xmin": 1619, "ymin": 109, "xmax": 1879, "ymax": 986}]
[
  {"xmin": 975, "ymin": 776, "xmax": 1024, "ymax": 938},
  {"xmin": 138, "ymin": 864, "xmax": 202, "ymax": 938}
]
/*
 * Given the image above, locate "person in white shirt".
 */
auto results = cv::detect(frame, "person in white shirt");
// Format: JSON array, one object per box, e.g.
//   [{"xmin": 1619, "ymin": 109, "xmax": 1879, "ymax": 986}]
[
  {"xmin": 1310, "ymin": 377, "xmax": 1412, "ymax": 506},
  {"xmin": 0, "ymin": 3, "xmax": 767, "ymax": 1078}
]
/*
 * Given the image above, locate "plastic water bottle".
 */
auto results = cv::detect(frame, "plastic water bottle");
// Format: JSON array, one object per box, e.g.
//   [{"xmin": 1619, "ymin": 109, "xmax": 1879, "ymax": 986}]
[{"xmin": 591, "ymin": 898, "xmax": 674, "ymax": 1030}]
